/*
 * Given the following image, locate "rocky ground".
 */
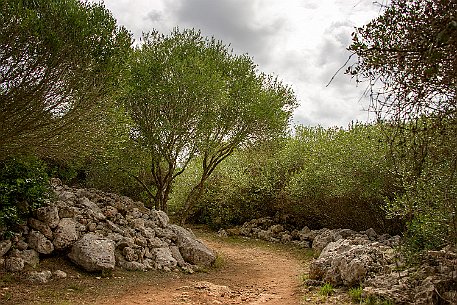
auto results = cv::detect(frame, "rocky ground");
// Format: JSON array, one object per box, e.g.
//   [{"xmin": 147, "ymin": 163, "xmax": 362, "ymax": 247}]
[
  {"xmin": 1, "ymin": 182, "xmax": 456, "ymax": 304},
  {"xmin": 1, "ymin": 229, "xmax": 355, "ymax": 305},
  {"xmin": 223, "ymin": 217, "xmax": 457, "ymax": 305}
]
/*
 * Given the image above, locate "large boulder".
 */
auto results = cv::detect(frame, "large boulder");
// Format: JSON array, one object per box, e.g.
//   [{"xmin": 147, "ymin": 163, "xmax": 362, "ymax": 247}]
[
  {"xmin": 169, "ymin": 225, "xmax": 216, "ymax": 267},
  {"xmin": 309, "ymin": 237, "xmax": 392, "ymax": 286},
  {"xmin": 68, "ymin": 233, "xmax": 115, "ymax": 272}
]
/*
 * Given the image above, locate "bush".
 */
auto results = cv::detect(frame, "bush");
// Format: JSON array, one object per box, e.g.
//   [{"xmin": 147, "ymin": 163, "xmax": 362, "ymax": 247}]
[
  {"xmin": 0, "ymin": 156, "xmax": 51, "ymax": 237},
  {"xmin": 386, "ymin": 116, "xmax": 457, "ymax": 250},
  {"xmin": 170, "ymin": 123, "xmax": 402, "ymax": 233},
  {"xmin": 283, "ymin": 124, "xmax": 400, "ymax": 232}
]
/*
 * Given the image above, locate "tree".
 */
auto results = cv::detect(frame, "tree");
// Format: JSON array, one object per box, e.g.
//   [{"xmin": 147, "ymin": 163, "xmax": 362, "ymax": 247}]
[
  {"xmin": 123, "ymin": 28, "xmax": 296, "ymax": 214},
  {"xmin": 347, "ymin": 0, "xmax": 457, "ymax": 248},
  {"xmin": 0, "ymin": 0, "xmax": 132, "ymax": 160},
  {"xmin": 347, "ymin": 0, "xmax": 456, "ymax": 121}
]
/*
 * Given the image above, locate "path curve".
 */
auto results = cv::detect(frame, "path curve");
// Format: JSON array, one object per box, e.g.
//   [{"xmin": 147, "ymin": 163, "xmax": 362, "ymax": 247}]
[{"xmin": 97, "ymin": 236, "xmax": 304, "ymax": 305}]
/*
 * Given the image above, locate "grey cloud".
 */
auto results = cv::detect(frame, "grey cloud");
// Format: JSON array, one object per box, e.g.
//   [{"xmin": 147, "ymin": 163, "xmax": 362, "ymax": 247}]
[
  {"xmin": 312, "ymin": 21, "xmax": 360, "ymax": 90},
  {"xmin": 146, "ymin": 10, "xmax": 162, "ymax": 23},
  {"xmin": 164, "ymin": 0, "xmax": 286, "ymax": 63}
]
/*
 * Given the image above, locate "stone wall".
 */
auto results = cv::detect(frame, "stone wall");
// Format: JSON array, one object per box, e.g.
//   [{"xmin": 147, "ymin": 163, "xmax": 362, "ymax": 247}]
[{"xmin": 0, "ymin": 179, "xmax": 216, "ymax": 283}]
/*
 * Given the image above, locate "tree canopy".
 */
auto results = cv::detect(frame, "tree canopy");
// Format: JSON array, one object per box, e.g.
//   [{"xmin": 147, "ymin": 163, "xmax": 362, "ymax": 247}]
[
  {"xmin": 348, "ymin": 0, "xmax": 457, "ymax": 249},
  {"xmin": 0, "ymin": 0, "xmax": 132, "ymax": 160},
  {"xmin": 123, "ymin": 28, "xmax": 296, "ymax": 213},
  {"xmin": 347, "ymin": 0, "xmax": 456, "ymax": 120}
]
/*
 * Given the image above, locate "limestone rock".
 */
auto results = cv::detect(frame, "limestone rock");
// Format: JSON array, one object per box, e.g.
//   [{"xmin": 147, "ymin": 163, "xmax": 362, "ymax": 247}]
[
  {"xmin": 16, "ymin": 240, "xmax": 28, "ymax": 251},
  {"xmin": 123, "ymin": 247, "xmax": 138, "ymax": 262},
  {"xmin": 53, "ymin": 218, "xmax": 78, "ymax": 250},
  {"xmin": 28, "ymin": 218, "xmax": 53, "ymax": 239},
  {"xmin": 150, "ymin": 210, "xmax": 169, "ymax": 228},
  {"xmin": 36, "ymin": 205, "xmax": 60, "ymax": 228},
  {"xmin": 170, "ymin": 245, "xmax": 186, "ymax": 267},
  {"xmin": 14, "ymin": 249, "xmax": 39, "ymax": 267},
  {"xmin": 0, "ymin": 240, "xmax": 12, "ymax": 257},
  {"xmin": 309, "ymin": 237, "xmax": 390, "ymax": 286},
  {"xmin": 53, "ymin": 270, "xmax": 67, "ymax": 279},
  {"xmin": 68, "ymin": 233, "xmax": 115, "ymax": 272},
  {"xmin": 269, "ymin": 224, "xmax": 285, "ymax": 234},
  {"xmin": 117, "ymin": 260, "xmax": 146, "ymax": 271},
  {"xmin": 151, "ymin": 247, "xmax": 178, "ymax": 269},
  {"xmin": 28, "ymin": 230, "xmax": 54, "ymax": 254},
  {"xmin": 4, "ymin": 257, "xmax": 24, "ymax": 272},
  {"xmin": 170, "ymin": 225, "xmax": 216, "ymax": 267},
  {"xmin": 27, "ymin": 270, "xmax": 52, "ymax": 283}
]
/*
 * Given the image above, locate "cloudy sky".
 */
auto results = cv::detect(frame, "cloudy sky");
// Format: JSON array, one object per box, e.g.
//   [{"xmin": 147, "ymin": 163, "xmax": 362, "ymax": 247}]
[{"xmin": 98, "ymin": 0, "xmax": 382, "ymax": 128}]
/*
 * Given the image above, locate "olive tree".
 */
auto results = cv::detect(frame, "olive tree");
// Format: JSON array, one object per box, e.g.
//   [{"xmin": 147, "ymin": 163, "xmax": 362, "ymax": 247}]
[
  {"xmin": 347, "ymin": 0, "xmax": 457, "ymax": 248},
  {"xmin": 0, "ymin": 0, "xmax": 132, "ymax": 160},
  {"xmin": 123, "ymin": 28, "xmax": 296, "ymax": 214}
]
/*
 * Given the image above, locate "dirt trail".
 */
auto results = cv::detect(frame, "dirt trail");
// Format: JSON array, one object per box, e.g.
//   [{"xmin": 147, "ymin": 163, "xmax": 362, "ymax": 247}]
[{"xmin": 97, "ymin": 237, "xmax": 304, "ymax": 305}]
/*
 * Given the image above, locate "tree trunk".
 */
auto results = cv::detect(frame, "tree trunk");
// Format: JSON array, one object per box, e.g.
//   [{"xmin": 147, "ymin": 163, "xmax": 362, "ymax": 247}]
[{"xmin": 179, "ymin": 177, "xmax": 207, "ymax": 225}]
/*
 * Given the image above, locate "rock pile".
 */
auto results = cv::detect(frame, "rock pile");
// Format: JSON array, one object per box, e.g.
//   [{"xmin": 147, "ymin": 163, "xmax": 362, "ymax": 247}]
[
  {"xmin": 0, "ymin": 179, "xmax": 216, "ymax": 282},
  {"xmin": 363, "ymin": 248, "xmax": 457, "ymax": 304},
  {"xmin": 229, "ymin": 217, "xmax": 397, "ymax": 251},
  {"xmin": 230, "ymin": 216, "xmax": 457, "ymax": 305}
]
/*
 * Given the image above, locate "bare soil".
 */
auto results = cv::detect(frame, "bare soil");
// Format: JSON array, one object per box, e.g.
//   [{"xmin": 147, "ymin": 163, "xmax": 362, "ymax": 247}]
[{"xmin": 0, "ymin": 229, "xmax": 353, "ymax": 305}]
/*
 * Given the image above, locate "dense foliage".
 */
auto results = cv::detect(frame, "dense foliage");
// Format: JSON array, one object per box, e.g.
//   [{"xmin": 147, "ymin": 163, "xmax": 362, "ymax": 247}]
[
  {"xmin": 0, "ymin": 156, "xmax": 50, "ymax": 237},
  {"xmin": 0, "ymin": 0, "xmax": 131, "ymax": 160},
  {"xmin": 348, "ymin": 0, "xmax": 457, "ymax": 249},
  {"xmin": 123, "ymin": 28, "xmax": 296, "ymax": 215},
  {"xmin": 170, "ymin": 123, "xmax": 401, "ymax": 233}
]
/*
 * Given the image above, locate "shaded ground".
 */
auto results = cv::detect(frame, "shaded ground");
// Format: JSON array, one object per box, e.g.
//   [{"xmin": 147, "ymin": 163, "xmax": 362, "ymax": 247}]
[{"xmin": 1, "ymin": 229, "xmax": 353, "ymax": 304}]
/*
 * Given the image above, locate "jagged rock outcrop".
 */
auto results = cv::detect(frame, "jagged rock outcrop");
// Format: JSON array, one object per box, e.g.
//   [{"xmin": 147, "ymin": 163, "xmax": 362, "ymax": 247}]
[{"xmin": 0, "ymin": 179, "xmax": 216, "ymax": 279}]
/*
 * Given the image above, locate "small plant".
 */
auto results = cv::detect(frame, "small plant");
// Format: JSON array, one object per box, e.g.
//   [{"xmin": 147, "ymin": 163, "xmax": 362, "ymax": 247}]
[
  {"xmin": 101, "ymin": 268, "xmax": 112, "ymax": 278},
  {"xmin": 212, "ymin": 253, "xmax": 225, "ymax": 269},
  {"xmin": 349, "ymin": 286, "xmax": 363, "ymax": 303},
  {"xmin": 299, "ymin": 273, "xmax": 309, "ymax": 284},
  {"xmin": 319, "ymin": 282, "xmax": 334, "ymax": 296},
  {"xmin": 66, "ymin": 284, "xmax": 84, "ymax": 292},
  {"xmin": 0, "ymin": 273, "xmax": 16, "ymax": 284}
]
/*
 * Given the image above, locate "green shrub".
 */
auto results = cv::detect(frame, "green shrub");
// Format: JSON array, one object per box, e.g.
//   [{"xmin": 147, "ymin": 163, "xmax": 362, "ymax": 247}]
[
  {"xmin": 0, "ymin": 155, "xmax": 51, "ymax": 237},
  {"xmin": 319, "ymin": 283, "xmax": 334, "ymax": 296},
  {"xmin": 386, "ymin": 117, "xmax": 457, "ymax": 250},
  {"xmin": 172, "ymin": 123, "xmax": 401, "ymax": 233},
  {"xmin": 349, "ymin": 286, "xmax": 363, "ymax": 303}
]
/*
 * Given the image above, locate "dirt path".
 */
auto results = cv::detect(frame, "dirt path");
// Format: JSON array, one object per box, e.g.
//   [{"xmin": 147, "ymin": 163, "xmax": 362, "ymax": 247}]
[{"xmin": 97, "ymin": 237, "xmax": 305, "ymax": 305}]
